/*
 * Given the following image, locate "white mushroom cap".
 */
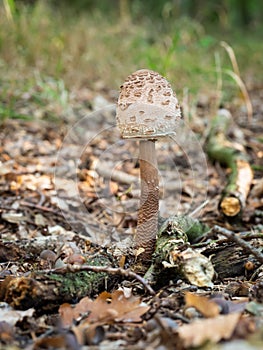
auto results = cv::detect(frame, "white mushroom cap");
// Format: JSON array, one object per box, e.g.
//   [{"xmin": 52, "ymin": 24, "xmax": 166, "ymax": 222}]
[{"xmin": 116, "ymin": 69, "xmax": 181, "ymax": 139}]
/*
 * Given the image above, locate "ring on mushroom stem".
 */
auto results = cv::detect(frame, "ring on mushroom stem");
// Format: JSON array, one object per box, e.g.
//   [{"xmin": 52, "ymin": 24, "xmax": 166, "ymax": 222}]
[{"xmin": 116, "ymin": 69, "xmax": 182, "ymax": 266}]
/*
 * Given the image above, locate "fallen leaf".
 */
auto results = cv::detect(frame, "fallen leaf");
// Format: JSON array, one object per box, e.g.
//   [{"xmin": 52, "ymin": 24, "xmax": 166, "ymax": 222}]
[
  {"xmin": 0, "ymin": 160, "xmax": 14, "ymax": 175},
  {"xmin": 180, "ymin": 248, "xmax": 214, "ymax": 287},
  {"xmin": 109, "ymin": 181, "xmax": 119, "ymax": 195},
  {"xmin": 59, "ymin": 303, "xmax": 78, "ymax": 327},
  {"xmin": 33, "ymin": 333, "xmax": 80, "ymax": 350},
  {"xmin": 1, "ymin": 212, "xmax": 27, "ymax": 224},
  {"xmin": 59, "ymin": 290, "xmax": 150, "ymax": 327},
  {"xmin": 34, "ymin": 213, "xmax": 47, "ymax": 226},
  {"xmin": 212, "ymin": 296, "xmax": 248, "ymax": 314},
  {"xmin": 0, "ymin": 304, "xmax": 34, "ymax": 326},
  {"xmin": 185, "ymin": 292, "xmax": 220, "ymax": 318},
  {"xmin": 178, "ymin": 312, "xmax": 241, "ymax": 347},
  {"xmin": 72, "ymin": 324, "xmax": 104, "ymax": 346},
  {"xmin": 0, "ymin": 321, "xmax": 14, "ymax": 343},
  {"xmin": 251, "ymin": 178, "xmax": 263, "ymax": 198}
]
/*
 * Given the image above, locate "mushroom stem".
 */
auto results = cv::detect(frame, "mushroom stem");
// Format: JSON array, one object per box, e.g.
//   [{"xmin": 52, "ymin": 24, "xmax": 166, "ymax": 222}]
[{"xmin": 136, "ymin": 140, "xmax": 159, "ymax": 262}]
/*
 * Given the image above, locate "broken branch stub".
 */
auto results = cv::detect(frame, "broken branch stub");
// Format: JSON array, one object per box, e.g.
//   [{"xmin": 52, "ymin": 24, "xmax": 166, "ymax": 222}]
[{"xmin": 206, "ymin": 109, "xmax": 253, "ymax": 219}]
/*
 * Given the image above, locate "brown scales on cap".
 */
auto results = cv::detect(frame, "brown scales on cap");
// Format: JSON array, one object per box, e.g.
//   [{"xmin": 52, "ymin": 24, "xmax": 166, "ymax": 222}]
[{"xmin": 116, "ymin": 69, "xmax": 181, "ymax": 139}]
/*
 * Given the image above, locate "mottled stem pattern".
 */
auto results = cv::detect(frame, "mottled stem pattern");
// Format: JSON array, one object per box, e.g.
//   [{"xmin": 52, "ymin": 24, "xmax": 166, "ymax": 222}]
[{"xmin": 136, "ymin": 140, "xmax": 159, "ymax": 262}]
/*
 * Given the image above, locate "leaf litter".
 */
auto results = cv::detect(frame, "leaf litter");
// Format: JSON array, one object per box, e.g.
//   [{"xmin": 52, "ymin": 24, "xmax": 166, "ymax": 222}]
[
  {"xmin": 59, "ymin": 289, "xmax": 150, "ymax": 328},
  {"xmin": 0, "ymin": 86, "xmax": 263, "ymax": 349}
]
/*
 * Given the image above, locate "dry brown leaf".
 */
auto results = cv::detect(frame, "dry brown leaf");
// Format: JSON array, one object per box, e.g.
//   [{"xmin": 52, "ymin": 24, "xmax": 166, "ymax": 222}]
[
  {"xmin": 59, "ymin": 290, "xmax": 150, "ymax": 327},
  {"xmin": 59, "ymin": 303, "xmax": 79, "ymax": 327},
  {"xmin": 12, "ymin": 174, "xmax": 53, "ymax": 191},
  {"xmin": 0, "ymin": 321, "xmax": 14, "ymax": 344},
  {"xmin": 251, "ymin": 178, "xmax": 263, "ymax": 198},
  {"xmin": 178, "ymin": 312, "xmax": 241, "ymax": 347},
  {"xmin": 33, "ymin": 333, "xmax": 79, "ymax": 349},
  {"xmin": 185, "ymin": 292, "xmax": 220, "ymax": 318},
  {"xmin": 109, "ymin": 181, "xmax": 119, "ymax": 195},
  {"xmin": 72, "ymin": 324, "xmax": 105, "ymax": 346}
]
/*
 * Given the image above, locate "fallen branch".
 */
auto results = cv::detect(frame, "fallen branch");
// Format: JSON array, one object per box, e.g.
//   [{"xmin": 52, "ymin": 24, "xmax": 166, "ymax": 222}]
[
  {"xmin": 94, "ymin": 161, "xmax": 138, "ymax": 185},
  {"xmin": 0, "ymin": 259, "xmax": 155, "ymax": 311},
  {"xmin": 0, "ymin": 255, "xmax": 112, "ymax": 311},
  {"xmin": 212, "ymin": 225, "xmax": 263, "ymax": 264},
  {"xmin": 206, "ymin": 109, "xmax": 253, "ymax": 218},
  {"xmin": 51, "ymin": 264, "xmax": 155, "ymax": 295},
  {"xmin": 20, "ymin": 200, "xmax": 63, "ymax": 215}
]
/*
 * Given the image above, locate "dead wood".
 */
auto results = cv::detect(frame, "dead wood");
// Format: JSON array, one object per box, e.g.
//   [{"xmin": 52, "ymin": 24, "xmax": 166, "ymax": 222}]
[
  {"xmin": 206, "ymin": 110, "xmax": 253, "ymax": 219},
  {"xmin": 212, "ymin": 225, "xmax": 263, "ymax": 264},
  {"xmin": 95, "ymin": 161, "xmax": 138, "ymax": 185},
  {"xmin": 199, "ymin": 225, "xmax": 263, "ymax": 279},
  {"xmin": 0, "ymin": 255, "xmax": 112, "ymax": 311},
  {"xmin": 206, "ymin": 244, "xmax": 257, "ymax": 279},
  {"xmin": 0, "ymin": 260, "xmax": 156, "ymax": 311},
  {"xmin": 48, "ymin": 264, "xmax": 155, "ymax": 295},
  {"xmin": 142, "ymin": 215, "xmax": 213, "ymax": 287}
]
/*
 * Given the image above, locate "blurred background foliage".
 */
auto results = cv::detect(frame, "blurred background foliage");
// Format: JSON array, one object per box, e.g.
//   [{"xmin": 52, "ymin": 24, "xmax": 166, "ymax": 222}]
[
  {"xmin": 0, "ymin": 0, "xmax": 262, "ymax": 120},
  {"xmin": 53, "ymin": 0, "xmax": 263, "ymax": 29}
]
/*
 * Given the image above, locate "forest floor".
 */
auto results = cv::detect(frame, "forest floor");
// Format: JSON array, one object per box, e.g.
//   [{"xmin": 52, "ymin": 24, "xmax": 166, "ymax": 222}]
[{"xmin": 0, "ymin": 78, "xmax": 263, "ymax": 350}]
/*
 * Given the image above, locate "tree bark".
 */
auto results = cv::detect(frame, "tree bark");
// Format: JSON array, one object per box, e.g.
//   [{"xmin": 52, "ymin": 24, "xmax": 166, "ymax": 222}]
[
  {"xmin": 0, "ymin": 255, "xmax": 111, "ymax": 311},
  {"xmin": 206, "ymin": 110, "xmax": 253, "ymax": 219},
  {"xmin": 144, "ymin": 215, "xmax": 213, "ymax": 287}
]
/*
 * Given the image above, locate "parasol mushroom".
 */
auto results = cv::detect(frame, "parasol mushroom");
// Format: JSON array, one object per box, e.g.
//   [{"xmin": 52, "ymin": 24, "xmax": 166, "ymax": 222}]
[{"xmin": 116, "ymin": 69, "xmax": 181, "ymax": 264}]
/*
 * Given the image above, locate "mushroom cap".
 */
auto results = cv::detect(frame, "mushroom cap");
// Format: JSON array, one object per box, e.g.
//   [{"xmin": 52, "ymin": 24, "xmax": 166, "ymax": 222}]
[{"xmin": 116, "ymin": 69, "xmax": 181, "ymax": 139}]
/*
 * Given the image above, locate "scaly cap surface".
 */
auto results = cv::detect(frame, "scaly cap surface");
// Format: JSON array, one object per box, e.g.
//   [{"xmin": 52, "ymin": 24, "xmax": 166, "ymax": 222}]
[{"xmin": 116, "ymin": 69, "xmax": 181, "ymax": 139}]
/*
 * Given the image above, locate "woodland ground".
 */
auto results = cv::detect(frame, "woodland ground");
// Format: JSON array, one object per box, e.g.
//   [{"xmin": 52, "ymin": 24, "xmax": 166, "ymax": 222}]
[{"xmin": 0, "ymin": 3, "xmax": 263, "ymax": 349}]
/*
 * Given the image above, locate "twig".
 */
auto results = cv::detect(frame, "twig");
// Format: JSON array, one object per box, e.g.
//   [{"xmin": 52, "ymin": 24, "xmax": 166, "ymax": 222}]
[
  {"xmin": 189, "ymin": 199, "xmax": 209, "ymax": 218},
  {"xmin": 37, "ymin": 191, "xmax": 46, "ymax": 206},
  {"xmin": 192, "ymin": 230, "xmax": 263, "ymax": 248},
  {"xmin": 20, "ymin": 200, "xmax": 63, "ymax": 215},
  {"xmin": 239, "ymin": 232, "xmax": 263, "ymax": 240},
  {"xmin": 95, "ymin": 161, "xmax": 138, "ymax": 185},
  {"xmin": 49, "ymin": 264, "xmax": 155, "ymax": 296},
  {"xmin": 213, "ymin": 225, "xmax": 263, "ymax": 264}
]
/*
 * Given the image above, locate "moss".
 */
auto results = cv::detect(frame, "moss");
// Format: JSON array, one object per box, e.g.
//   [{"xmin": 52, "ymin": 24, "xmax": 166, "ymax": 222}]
[
  {"xmin": 49, "ymin": 270, "xmax": 107, "ymax": 299},
  {"xmin": 47, "ymin": 255, "xmax": 111, "ymax": 299}
]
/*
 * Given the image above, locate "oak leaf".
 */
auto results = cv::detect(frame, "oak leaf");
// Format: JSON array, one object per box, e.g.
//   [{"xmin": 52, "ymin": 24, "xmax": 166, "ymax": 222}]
[
  {"xmin": 178, "ymin": 312, "xmax": 241, "ymax": 347},
  {"xmin": 185, "ymin": 292, "xmax": 220, "ymax": 318},
  {"xmin": 59, "ymin": 290, "xmax": 150, "ymax": 327}
]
